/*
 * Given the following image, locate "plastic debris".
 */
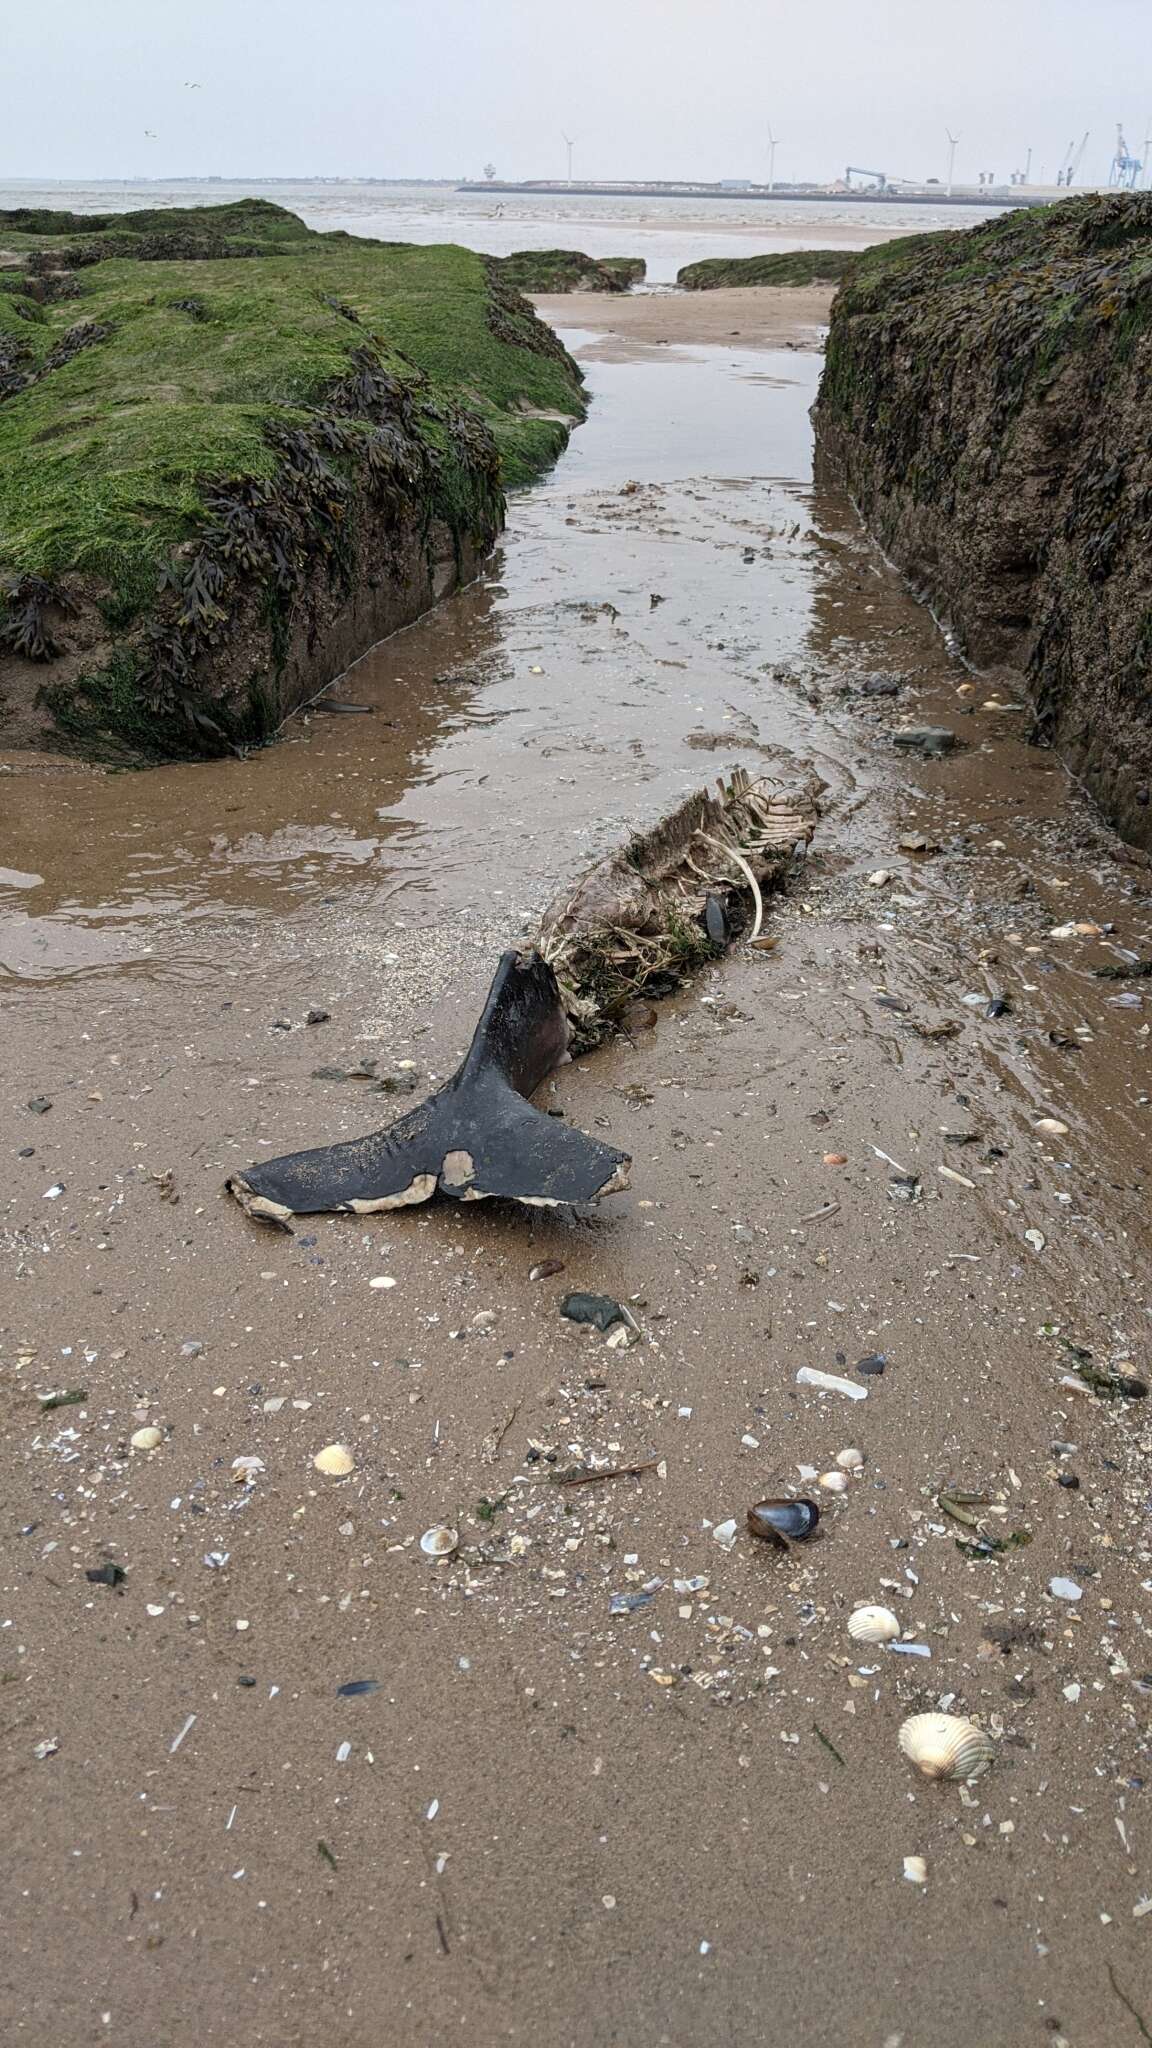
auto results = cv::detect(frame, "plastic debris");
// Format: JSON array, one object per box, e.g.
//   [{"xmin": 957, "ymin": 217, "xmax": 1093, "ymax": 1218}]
[{"xmin": 796, "ymin": 1366, "xmax": 868, "ymax": 1400}]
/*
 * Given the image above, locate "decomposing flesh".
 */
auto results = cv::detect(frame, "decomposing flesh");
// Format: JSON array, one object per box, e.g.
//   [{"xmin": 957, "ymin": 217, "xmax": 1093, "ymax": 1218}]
[{"xmin": 227, "ymin": 769, "xmax": 817, "ymax": 1225}]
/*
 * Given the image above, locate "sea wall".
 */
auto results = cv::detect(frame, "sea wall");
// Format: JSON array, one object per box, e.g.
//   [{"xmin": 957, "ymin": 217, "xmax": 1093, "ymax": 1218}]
[
  {"xmin": 0, "ymin": 201, "xmax": 585, "ymax": 760},
  {"xmin": 812, "ymin": 194, "xmax": 1152, "ymax": 842}
]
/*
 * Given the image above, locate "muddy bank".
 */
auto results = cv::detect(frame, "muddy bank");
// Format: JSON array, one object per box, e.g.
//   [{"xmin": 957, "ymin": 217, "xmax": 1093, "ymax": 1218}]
[
  {"xmin": 813, "ymin": 194, "xmax": 1152, "ymax": 845},
  {"xmin": 0, "ymin": 202, "xmax": 584, "ymax": 761}
]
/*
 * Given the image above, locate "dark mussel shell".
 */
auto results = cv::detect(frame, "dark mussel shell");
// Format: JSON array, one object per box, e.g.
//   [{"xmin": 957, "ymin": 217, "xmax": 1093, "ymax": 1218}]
[
  {"xmin": 704, "ymin": 893, "xmax": 728, "ymax": 946},
  {"xmin": 746, "ymin": 1497, "xmax": 820, "ymax": 1547}
]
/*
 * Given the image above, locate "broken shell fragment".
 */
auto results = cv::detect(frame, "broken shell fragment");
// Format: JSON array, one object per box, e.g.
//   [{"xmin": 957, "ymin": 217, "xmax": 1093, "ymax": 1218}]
[
  {"xmin": 1034, "ymin": 1118, "xmax": 1069, "ymax": 1136},
  {"xmin": 313, "ymin": 1443, "xmax": 355, "ymax": 1478},
  {"xmin": 898, "ymin": 1713, "xmax": 994, "ymax": 1782},
  {"xmin": 420, "ymin": 1526, "xmax": 458, "ymax": 1559},
  {"xmin": 835, "ymin": 1446, "xmax": 865, "ymax": 1471},
  {"xmin": 746, "ymin": 1497, "xmax": 820, "ymax": 1548},
  {"xmin": 848, "ymin": 1604, "xmax": 901, "ymax": 1645},
  {"xmin": 818, "ymin": 1469, "xmax": 849, "ymax": 1493},
  {"xmin": 903, "ymin": 1856, "xmax": 928, "ymax": 1885},
  {"xmin": 231, "ymin": 1455, "xmax": 265, "ymax": 1485},
  {"xmin": 129, "ymin": 1426, "xmax": 164, "ymax": 1452}
]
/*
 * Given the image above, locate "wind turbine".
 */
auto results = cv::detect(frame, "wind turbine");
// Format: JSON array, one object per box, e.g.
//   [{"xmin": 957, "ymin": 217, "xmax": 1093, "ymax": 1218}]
[
  {"xmin": 767, "ymin": 126, "xmax": 779, "ymax": 192},
  {"xmin": 561, "ymin": 131, "xmax": 579, "ymax": 186},
  {"xmin": 945, "ymin": 129, "xmax": 959, "ymax": 197}
]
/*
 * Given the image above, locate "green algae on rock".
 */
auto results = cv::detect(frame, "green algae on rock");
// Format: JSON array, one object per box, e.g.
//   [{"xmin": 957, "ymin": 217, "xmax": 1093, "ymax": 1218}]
[
  {"xmin": 490, "ymin": 249, "xmax": 645, "ymax": 294},
  {"xmin": 677, "ymin": 250, "xmax": 857, "ymax": 290},
  {"xmin": 0, "ymin": 201, "xmax": 585, "ymax": 760},
  {"xmin": 812, "ymin": 193, "xmax": 1152, "ymax": 845}
]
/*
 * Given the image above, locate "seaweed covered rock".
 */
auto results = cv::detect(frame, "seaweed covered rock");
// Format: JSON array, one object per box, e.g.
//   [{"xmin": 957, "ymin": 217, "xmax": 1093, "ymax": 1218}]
[
  {"xmin": 813, "ymin": 194, "xmax": 1152, "ymax": 843},
  {"xmin": 490, "ymin": 249, "xmax": 644, "ymax": 294},
  {"xmin": 677, "ymin": 250, "xmax": 857, "ymax": 290},
  {"xmin": 0, "ymin": 201, "xmax": 585, "ymax": 760}
]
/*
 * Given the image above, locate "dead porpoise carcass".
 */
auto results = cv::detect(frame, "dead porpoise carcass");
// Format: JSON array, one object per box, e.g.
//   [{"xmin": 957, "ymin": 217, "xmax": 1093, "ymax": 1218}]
[{"xmin": 227, "ymin": 947, "xmax": 630, "ymax": 1228}]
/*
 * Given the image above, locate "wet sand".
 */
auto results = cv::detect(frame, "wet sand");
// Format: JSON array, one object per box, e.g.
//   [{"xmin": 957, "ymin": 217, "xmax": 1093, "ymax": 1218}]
[
  {"xmin": 3, "ymin": 293, "xmax": 1152, "ymax": 2048},
  {"xmin": 533, "ymin": 284, "xmax": 834, "ymax": 356}
]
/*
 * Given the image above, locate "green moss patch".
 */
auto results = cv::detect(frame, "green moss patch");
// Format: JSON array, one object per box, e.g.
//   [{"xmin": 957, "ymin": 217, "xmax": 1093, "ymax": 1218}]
[
  {"xmin": 0, "ymin": 202, "xmax": 585, "ymax": 757},
  {"xmin": 677, "ymin": 250, "xmax": 858, "ymax": 290},
  {"xmin": 490, "ymin": 249, "xmax": 644, "ymax": 294}
]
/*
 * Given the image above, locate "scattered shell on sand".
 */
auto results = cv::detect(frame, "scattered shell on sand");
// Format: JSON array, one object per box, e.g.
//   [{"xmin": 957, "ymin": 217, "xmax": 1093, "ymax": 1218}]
[
  {"xmin": 313, "ymin": 1443, "xmax": 355, "ymax": 1477},
  {"xmin": 746, "ymin": 1498, "xmax": 820, "ymax": 1548},
  {"xmin": 420, "ymin": 1525, "xmax": 458, "ymax": 1559},
  {"xmin": 836, "ymin": 1447, "xmax": 865, "ymax": 1471},
  {"xmin": 1034, "ymin": 1118, "xmax": 1069, "ymax": 1136},
  {"xmin": 818, "ymin": 1470, "xmax": 849, "ymax": 1493},
  {"xmin": 898, "ymin": 1713, "xmax": 995, "ymax": 1782},
  {"xmin": 129, "ymin": 1426, "xmax": 163, "ymax": 1452},
  {"xmin": 1048, "ymin": 1575, "xmax": 1083, "ymax": 1601},
  {"xmin": 903, "ymin": 1856, "xmax": 928, "ymax": 1885},
  {"xmin": 231, "ymin": 1455, "xmax": 265, "ymax": 1484},
  {"xmin": 848, "ymin": 1604, "xmax": 901, "ymax": 1645}
]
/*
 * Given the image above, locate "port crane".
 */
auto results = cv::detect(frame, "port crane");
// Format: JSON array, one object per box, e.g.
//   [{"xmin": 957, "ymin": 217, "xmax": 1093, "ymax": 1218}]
[
  {"xmin": 1109, "ymin": 123, "xmax": 1143, "ymax": 187},
  {"xmin": 845, "ymin": 165, "xmax": 889, "ymax": 191},
  {"xmin": 1056, "ymin": 132, "xmax": 1089, "ymax": 187}
]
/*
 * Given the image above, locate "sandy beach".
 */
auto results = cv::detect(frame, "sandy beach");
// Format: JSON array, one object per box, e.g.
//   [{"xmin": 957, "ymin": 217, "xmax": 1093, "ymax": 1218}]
[{"xmin": 4, "ymin": 280, "xmax": 1152, "ymax": 2048}]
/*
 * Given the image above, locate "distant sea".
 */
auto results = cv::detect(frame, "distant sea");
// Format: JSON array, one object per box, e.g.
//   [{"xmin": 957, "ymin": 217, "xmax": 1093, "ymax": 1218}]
[{"xmin": 0, "ymin": 178, "xmax": 998, "ymax": 282}]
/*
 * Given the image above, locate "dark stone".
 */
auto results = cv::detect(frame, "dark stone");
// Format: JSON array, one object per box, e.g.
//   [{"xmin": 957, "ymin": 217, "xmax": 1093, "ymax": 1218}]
[
  {"xmin": 891, "ymin": 727, "xmax": 958, "ymax": 757},
  {"xmin": 561, "ymin": 1292, "xmax": 626, "ymax": 1332}
]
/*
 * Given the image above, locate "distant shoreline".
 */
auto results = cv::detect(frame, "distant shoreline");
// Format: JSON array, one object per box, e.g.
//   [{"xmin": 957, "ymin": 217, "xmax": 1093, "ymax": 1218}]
[{"xmin": 460, "ymin": 180, "xmax": 1047, "ymax": 209}]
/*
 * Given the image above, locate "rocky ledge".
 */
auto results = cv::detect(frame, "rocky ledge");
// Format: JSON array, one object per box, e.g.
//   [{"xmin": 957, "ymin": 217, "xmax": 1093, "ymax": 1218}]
[
  {"xmin": 813, "ymin": 194, "xmax": 1152, "ymax": 843},
  {"xmin": 0, "ymin": 200, "xmax": 585, "ymax": 759}
]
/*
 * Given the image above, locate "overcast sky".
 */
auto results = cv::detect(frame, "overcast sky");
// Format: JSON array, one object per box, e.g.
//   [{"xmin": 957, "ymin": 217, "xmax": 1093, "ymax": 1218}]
[{"xmin": 6, "ymin": 0, "xmax": 1150, "ymax": 188}]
